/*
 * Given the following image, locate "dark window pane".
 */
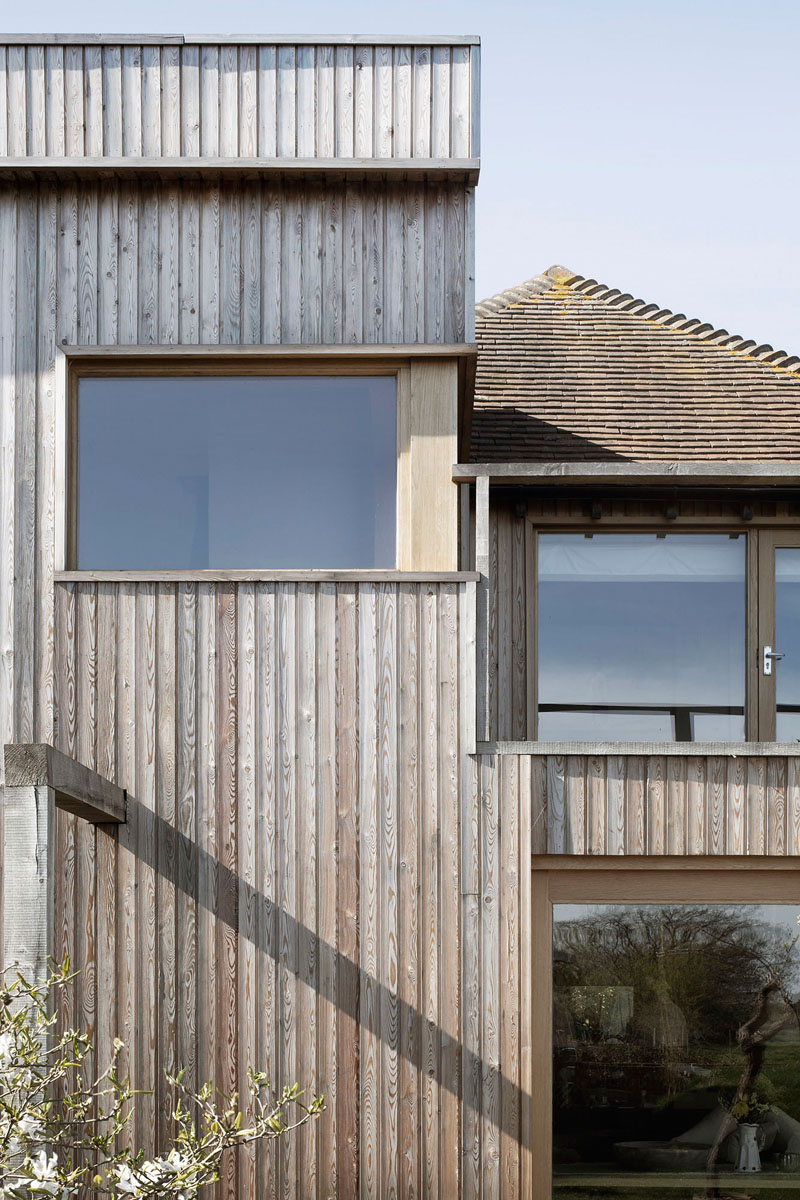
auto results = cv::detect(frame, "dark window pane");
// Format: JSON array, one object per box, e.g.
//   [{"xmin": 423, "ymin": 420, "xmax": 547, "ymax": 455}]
[
  {"xmin": 553, "ymin": 902, "xmax": 800, "ymax": 1196},
  {"xmin": 776, "ymin": 549, "xmax": 800, "ymax": 741},
  {"xmin": 537, "ymin": 534, "xmax": 746, "ymax": 742},
  {"xmin": 76, "ymin": 375, "xmax": 396, "ymax": 569}
]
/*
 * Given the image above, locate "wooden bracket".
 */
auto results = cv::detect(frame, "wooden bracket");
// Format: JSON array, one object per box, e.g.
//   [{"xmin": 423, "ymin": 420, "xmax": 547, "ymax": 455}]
[{"xmin": 4, "ymin": 744, "xmax": 126, "ymax": 824}]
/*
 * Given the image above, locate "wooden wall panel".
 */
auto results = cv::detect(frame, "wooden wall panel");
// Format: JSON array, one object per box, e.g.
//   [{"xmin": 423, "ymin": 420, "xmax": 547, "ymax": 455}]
[
  {"xmin": 524, "ymin": 751, "xmax": 800, "ymax": 856},
  {"xmin": 53, "ymin": 579, "xmax": 485, "ymax": 1200},
  {"xmin": 6, "ymin": 177, "xmax": 466, "ymax": 347},
  {"xmin": 0, "ymin": 40, "xmax": 479, "ymax": 160}
]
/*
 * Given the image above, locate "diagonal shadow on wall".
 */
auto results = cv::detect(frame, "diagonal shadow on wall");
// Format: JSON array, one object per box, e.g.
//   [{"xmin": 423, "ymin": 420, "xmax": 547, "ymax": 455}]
[{"xmin": 121, "ymin": 792, "xmax": 532, "ymax": 1152}]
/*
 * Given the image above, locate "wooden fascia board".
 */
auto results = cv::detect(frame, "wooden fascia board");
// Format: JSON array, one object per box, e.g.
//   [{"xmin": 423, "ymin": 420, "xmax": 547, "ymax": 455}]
[
  {"xmin": 0, "ymin": 156, "xmax": 480, "ymax": 185},
  {"xmin": 453, "ymin": 461, "xmax": 800, "ymax": 487},
  {"xmin": 55, "ymin": 570, "xmax": 481, "ymax": 583},
  {"xmin": 4, "ymin": 744, "xmax": 126, "ymax": 824},
  {"xmin": 63, "ymin": 343, "xmax": 478, "ymax": 362},
  {"xmin": 481, "ymin": 740, "xmax": 800, "ymax": 756},
  {"xmin": 0, "ymin": 34, "xmax": 481, "ymax": 45}
]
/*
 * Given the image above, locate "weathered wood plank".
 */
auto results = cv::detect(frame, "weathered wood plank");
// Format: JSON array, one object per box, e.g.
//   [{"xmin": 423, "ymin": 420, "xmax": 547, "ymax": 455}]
[
  {"xmin": 499, "ymin": 755, "xmax": 520, "ymax": 1200},
  {"xmin": 216, "ymin": 583, "xmax": 238, "ymax": 1200},
  {"xmin": 176, "ymin": 582, "xmax": 198, "ymax": 1097},
  {"xmin": 439, "ymin": 584, "xmax": 461, "ymax": 1200},
  {"xmin": 359, "ymin": 581, "xmax": 380, "ymax": 1197},
  {"xmin": 380, "ymin": 583, "xmax": 399, "ymax": 1200},
  {"xmin": 316, "ymin": 582, "xmax": 337, "ymax": 1200},
  {"xmin": 480, "ymin": 752, "xmax": 499, "ymax": 1200},
  {"xmin": 295, "ymin": 584, "xmax": 317, "ymax": 1195},
  {"xmin": 135, "ymin": 584, "xmax": 157, "ymax": 1152},
  {"xmin": 255, "ymin": 583, "xmax": 278, "ymax": 1200},
  {"xmin": 156, "ymin": 586, "xmax": 178, "ymax": 1153},
  {"xmin": 277, "ymin": 581, "xmax": 296, "ymax": 1200},
  {"xmin": 115, "ymin": 583, "xmax": 137, "ymax": 1143},
  {"xmin": 335, "ymin": 585, "xmax": 359, "ymax": 1200}
]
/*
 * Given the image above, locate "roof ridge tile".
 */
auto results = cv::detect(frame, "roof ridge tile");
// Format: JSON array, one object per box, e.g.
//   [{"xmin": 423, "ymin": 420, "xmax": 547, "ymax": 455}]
[{"xmin": 476, "ymin": 266, "xmax": 800, "ymax": 376}]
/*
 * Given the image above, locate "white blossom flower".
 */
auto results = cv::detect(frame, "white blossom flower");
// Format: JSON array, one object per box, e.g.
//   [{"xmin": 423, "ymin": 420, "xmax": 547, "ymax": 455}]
[
  {"xmin": 15, "ymin": 1115, "xmax": 41, "ymax": 1142},
  {"xmin": 26, "ymin": 1150, "xmax": 59, "ymax": 1195},
  {"xmin": 113, "ymin": 1163, "xmax": 143, "ymax": 1197},
  {"xmin": 0, "ymin": 1034, "xmax": 14, "ymax": 1063}
]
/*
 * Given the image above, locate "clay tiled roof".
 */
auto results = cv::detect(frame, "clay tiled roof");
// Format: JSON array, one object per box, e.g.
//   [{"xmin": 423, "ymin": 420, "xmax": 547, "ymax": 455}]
[{"xmin": 472, "ymin": 266, "xmax": 800, "ymax": 462}]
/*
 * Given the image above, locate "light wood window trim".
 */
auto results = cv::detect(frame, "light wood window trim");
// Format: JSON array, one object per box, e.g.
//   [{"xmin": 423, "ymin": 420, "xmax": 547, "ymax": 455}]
[
  {"xmin": 532, "ymin": 857, "xmax": 800, "ymax": 1200},
  {"xmin": 56, "ymin": 346, "xmax": 472, "ymax": 575}
]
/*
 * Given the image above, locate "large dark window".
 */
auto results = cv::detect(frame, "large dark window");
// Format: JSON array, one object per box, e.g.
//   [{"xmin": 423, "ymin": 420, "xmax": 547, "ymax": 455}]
[
  {"xmin": 537, "ymin": 533, "xmax": 747, "ymax": 742},
  {"xmin": 533, "ymin": 863, "xmax": 800, "ymax": 1200},
  {"xmin": 552, "ymin": 900, "xmax": 800, "ymax": 1197},
  {"xmin": 76, "ymin": 375, "xmax": 397, "ymax": 569}
]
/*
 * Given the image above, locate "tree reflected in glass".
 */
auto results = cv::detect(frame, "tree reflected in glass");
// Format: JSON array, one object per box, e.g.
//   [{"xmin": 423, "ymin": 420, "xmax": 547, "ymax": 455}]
[{"xmin": 552, "ymin": 904, "xmax": 800, "ymax": 1198}]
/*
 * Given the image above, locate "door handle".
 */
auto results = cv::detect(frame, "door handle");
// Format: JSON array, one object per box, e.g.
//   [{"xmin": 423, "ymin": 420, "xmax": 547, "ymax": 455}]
[{"xmin": 763, "ymin": 645, "xmax": 786, "ymax": 676}]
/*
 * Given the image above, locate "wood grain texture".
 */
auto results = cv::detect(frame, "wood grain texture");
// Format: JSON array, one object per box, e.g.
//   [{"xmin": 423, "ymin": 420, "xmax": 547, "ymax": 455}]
[
  {"xmin": 0, "ymin": 42, "xmax": 477, "ymax": 162},
  {"xmin": 48, "ymin": 581, "xmax": 800, "ymax": 1200}
]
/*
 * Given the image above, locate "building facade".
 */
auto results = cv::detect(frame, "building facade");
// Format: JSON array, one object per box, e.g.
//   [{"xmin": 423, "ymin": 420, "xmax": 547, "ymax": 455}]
[{"xmin": 1, "ymin": 34, "xmax": 799, "ymax": 1200}]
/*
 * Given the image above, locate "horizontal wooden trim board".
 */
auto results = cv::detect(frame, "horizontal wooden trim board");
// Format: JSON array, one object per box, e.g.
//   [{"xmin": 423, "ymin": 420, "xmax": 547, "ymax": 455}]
[
  {"xmin": 4, "ymin": 743, "xmax": 126, "ymax": 823},
  {"xmin": 454, "ymin": 461, "xmax": 800, "ymax": 486},
  {"xmin": 63, "ymin": 343, "xmax": 478, "ymax": 361},
  {"xmin": 1, "ymin": 34, "xmax": 482, "ymax": 45},
  {"xmin": 0, "ymin": 157, "xmax": 480, "ymax": 184},
  {"xmin": 55, "ymin": 570, "xmax": 481, "ymax": 583},
  {"xmin": 532, "ymin": 854, "xmax": 800, "ymax": 871},
  {"xmin": 481, "ymin": 740, "xmax": 800, "ymax": 756}
]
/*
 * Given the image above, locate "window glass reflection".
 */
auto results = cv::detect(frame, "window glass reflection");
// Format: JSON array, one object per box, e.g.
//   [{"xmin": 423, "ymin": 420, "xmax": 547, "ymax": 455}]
[
  {"xmin": 77, "ymin": 375, "xmax": 397, "ymax": 569},
  {"xmin": 553, "ymin": 902, "xmax": 800, "ymax": 1197},
  {"xmin": 537, "ymin": 534, "xmax": 746, "ymax": 742},
  {"xmin": 776, "ymin": 549, "xmax": 800, "ymax": 742}
]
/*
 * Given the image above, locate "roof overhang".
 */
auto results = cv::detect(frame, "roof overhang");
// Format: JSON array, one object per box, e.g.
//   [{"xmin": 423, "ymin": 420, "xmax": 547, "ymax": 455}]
[{"xmin": 453, "ymin": 461, "xmax": 800, "ymax": 488}]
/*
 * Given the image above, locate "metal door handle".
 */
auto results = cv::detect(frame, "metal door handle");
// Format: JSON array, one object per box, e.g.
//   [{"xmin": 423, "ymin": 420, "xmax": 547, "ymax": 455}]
[{"xmin": 763, "ymin": 645, "xmax": 786, "ymax": 676}]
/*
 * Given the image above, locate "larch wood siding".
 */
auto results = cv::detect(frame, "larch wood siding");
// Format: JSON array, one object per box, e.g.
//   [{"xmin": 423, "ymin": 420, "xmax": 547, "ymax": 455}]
[
  {"xmin": 53, "ymin": 579, "xmax": 489, "ymax": 1200},
  {"xmin": 0, "ymin": 41, "xmax": 478, "ymax": 160},
  {"xmin": 0, "ymin": 167, "xmax": 470, "ymax": 752},
  {"xmin": 49, "ymin": 580, "xmax": 800, "ymax": 1199},
  {"xmin": 5, "ymin": 33, "xmax": 800, "ymax": 1200}
]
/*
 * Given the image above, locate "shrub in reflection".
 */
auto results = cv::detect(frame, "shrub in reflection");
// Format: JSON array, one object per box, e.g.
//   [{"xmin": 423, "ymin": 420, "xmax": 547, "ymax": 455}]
[{"xmin": 552, "ymin": 905, "xmax": 800, "ymax": 1175}]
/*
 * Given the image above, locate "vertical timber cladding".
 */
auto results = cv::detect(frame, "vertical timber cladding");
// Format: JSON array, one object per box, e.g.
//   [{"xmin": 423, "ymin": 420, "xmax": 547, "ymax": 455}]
[
  {"xmin": 53, "ymin": 580, "xmax": 482, "ymax": 1199},
  {"xmin": 0, "ymin": 34, "xmax": 481, "ymax": 1200},
  {"xmin": 0, "ymin": 40, "xmax": 478, "ymax": 163}
]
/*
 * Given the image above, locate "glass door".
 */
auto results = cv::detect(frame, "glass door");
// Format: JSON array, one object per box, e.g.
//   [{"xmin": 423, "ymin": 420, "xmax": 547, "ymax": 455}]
[
  {"xmin": 758, "ymin": 532, "xmax": 800, "ymax": 741},
  {"xmin": 552, "ymin": 900, "xmax": 800, "ymax": 1198},
  {"xmin": 534, "ymin": 864, "xmax": 800, "ymax": 1200}
]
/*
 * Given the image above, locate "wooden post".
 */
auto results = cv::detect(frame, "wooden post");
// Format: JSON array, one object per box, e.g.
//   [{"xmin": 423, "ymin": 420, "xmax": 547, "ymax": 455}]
[
  {"xmin": 2, "ymin": 744, "xmax": 126, "ymax": 986},
  {"xmin": 475, "ymin": 474, "xmax": 490, "ymax": 742},
  {"xmin": 2, "ymin": 781, "xmax": 55, "ymax": 987}
]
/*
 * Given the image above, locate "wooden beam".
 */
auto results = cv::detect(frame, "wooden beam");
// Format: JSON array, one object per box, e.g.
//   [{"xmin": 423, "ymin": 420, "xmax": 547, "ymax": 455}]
[
  {"xmin": 0, "ymin": 34, "xmax": 481, "ymax": 46},
  {"xmin": 532, "ymin": 854, "xmax": 800, "ymax": 871},
  {"xmin": 56, "ymin": 570, "xmax": 481, "ymax": 584},
  {"xmin": 475, "ymin": 474, "xmax": 490, "ymax": 742},
  {"xmin": 0, "ymin": 157, "xmax": 480, "ymax": 185},
  {"xmin": 4, "ymin": 744, "xmax": 126, "ymax": 823},
  {"xmin": 63, "ymin": 343, "xmax": 478, "ymax": 361},
  {"xmin": 453, "ymin": 461, "xmax": 800, "ymax": 487},
  {"xmin": 479, "ymin": 739, "xmax": 800, "ymax": 757}
]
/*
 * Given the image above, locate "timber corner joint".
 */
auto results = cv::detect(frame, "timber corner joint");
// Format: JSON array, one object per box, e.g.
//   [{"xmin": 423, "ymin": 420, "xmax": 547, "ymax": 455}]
[{"xmin": 3, "ymin": 743, "xmax": 127, "ymax": 825}]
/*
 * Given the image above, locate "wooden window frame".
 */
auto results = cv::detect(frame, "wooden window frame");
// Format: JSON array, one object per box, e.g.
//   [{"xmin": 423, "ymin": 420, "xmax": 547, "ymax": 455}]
[
  {"xmin": 528, "ymin": 517, "xmax": 800, "ymax": 743},
  {"xmin": 55, "ymin": 345, "xmax": 471, "ymax": 576},
  {"xmin": 758, "ymin": 530, "xmax": 800, "ymax": 740},
  {"xmin": 531, "ymin": 855, "xmax": 800, "ymax": 1199}
]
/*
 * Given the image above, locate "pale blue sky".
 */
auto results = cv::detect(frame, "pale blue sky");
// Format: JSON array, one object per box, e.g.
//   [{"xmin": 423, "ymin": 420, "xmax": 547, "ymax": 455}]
[{"xmin": 9, "ymin": 0, "xmax": 800, "ymax": 352}]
